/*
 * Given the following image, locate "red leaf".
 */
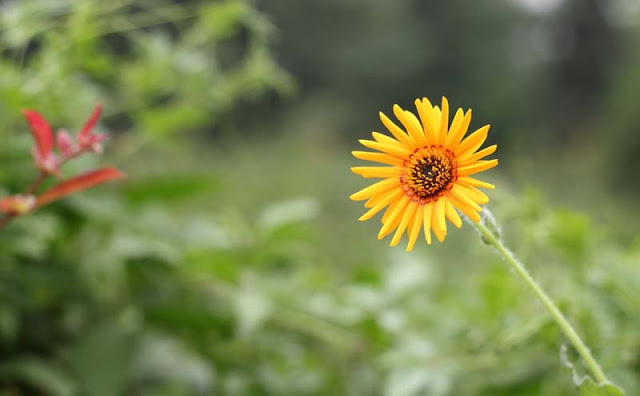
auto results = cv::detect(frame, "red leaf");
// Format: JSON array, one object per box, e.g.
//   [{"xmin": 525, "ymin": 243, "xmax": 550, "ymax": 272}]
[
  {"xmin": 79, "ymin": 103, "xmax": 102, "ymax": 139},
  {"xmin": 36, "ymin": 168, "xmax": 125, "ymax": 207},
  {"xmin": 22, "ymin": 110, "xmax": 54, "ymax": 158}
]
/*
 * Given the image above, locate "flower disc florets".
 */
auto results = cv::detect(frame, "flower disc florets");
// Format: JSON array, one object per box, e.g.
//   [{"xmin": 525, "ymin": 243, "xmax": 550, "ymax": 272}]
[{"xmin": 402, "ymin": 148, "xmax": 455, "ymax": 202}]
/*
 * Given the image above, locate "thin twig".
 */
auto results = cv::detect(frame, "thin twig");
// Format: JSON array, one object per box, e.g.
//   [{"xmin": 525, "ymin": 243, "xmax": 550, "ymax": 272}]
[{"xmin": 25, "ymin": 171, "xmax": 48, "ymax": 195}]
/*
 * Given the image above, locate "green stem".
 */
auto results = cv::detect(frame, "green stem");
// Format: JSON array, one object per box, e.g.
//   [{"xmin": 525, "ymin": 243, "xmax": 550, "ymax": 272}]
[{"xmin": 471, "ymin": 217, "xmax": 610, "ymax": 385}]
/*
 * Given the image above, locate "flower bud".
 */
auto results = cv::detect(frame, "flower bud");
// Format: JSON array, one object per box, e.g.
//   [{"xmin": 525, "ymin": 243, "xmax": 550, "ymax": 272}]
[
  {"xmin": 0, "ymin": 194, "xmax": 36, "ymax": 215},
  {"xmin": 56, "ymin": 129, "xmax": 80, "ymax": 159}
]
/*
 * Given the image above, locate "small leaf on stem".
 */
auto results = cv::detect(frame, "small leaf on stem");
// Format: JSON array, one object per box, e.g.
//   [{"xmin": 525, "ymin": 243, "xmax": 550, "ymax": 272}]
[
  {"xmin": 560, "ymin": 345, "xmax": 625, "ymax": 395},
  {"xmin": 79, "ymin": 103, "xmax": 102, "ymax": 139},
  {"xmin": 22, "ymin": 110, "xmax": 54, "ymax": 159},
  {"xmin": 77, "ymin": 104, "xmax": 108, "ymax": 153},
  {"xmin": 481, "ymin": 207, "xmax": 501, "ymax": 239},
  {"xmin": 23, "ymin": 110, "xmax": 60, "ymax": 174}
]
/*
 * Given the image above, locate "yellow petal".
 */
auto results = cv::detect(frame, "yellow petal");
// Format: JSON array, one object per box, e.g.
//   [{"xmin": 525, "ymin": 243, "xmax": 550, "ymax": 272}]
[
  {"xmin": 406, "ymin": 204, "xmax": 424, "ymax": 252},
  {"xmin": 458, "ymin": 144, "xmax": 497, "ymax": 164},
  {"xmin": 447, "ymin": 186, "xmax": 482, "ymax": 214},
  {"xmin": 432, "ymin": 196, "xmax": 447, "ymax": 240},
  {"xmin": 403, "ymin": 110, "xmax": 427, "ymax": 145},
  {"xmin": 358, "ymin": 189, "xmax": 403, "ymax": 221},
  {"xmin": 365, "ymin": 191, "xmax": 389, "ymax": 207},
  {"xmin": 457, "ymin": 176, "xmax": 495, "ymax": 190},
  {"xmin": 350, "ymin": 178, "xmax": 400, "ymax": 201},
  {"xmin": 449, "ymin": 185, "xmax": 483, "ymax": 212},
  {"xmin": 445, "ymin": 108, "xmax": 464, "ymax": 146},
  {"xmin": 415, "ymin": 98, "xmax": 438, "ymax": 143},
  {"xmin": 445, "ymin": 198, "xmax": 462, "ymax": 228},
  {"xmin": 455, "ymin": 125, "xmax": 490, "ymax": 157},
  {"xmin": 390, "ymin": 202, "xmax": 418, "ymax": 247},
  {"xmin": 432, "ymin": 104, "xmax": 441, "ymax": 133},
  {"xmin": 365, "ymin": 187, "xmax": 399, "ymax": 207},
  {"xmin": 457, "ymin": 185, "xmax": 489, "ymax": 204},
  {"xmin": 359, "ymin": 139, "xmax": 410, "ymax": 158},
  {"xmin": 446, "ymin": 189, "xmax": 481, "ymax": 222},
  {"xmin": 351, "ymin": 166, "xmax": 403, "ymax": 178},
  {"xmin": 352, "ymin": 151, "xmax": 404, "ymax": 166},
  {"xmin": 457, "ymin": 159, "xmax": 498, "ymax": 176},
  {"xmin": 438, "ymin": 97, "xmax": 449, "ymax": 146},
  {"xmin": 380, "ymin": 198, "xmax": 397, "ymax": 223},
  {"xmin": 446, "ymin": 109, "xmax": 472, "ymax": 150},
  {"xmin": 372, "ymin": 132, "xmax": 404, "ymax": 147},
  {"xmin": 378, "ymin": 195, "xmax": 411, "ymax": 239},
  {"xmin": 432, "ymin": 222, "xmax": 446, "ymax": 242},
  {"xmin": 423, "ymin": 202, "xmax": 433, "ymax": 245},
  {"xmin": 391, "ymin": 105, "xmax": 423, "ymax": 146},
  {"xmin": 379, "ymin": 111, "xmax": 414, "ymax": 148}
]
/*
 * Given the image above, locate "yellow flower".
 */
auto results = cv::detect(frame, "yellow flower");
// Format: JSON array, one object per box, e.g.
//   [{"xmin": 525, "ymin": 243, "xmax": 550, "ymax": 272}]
[{"xmin": 350, "ymin": 97, "xmax": 498, "ymax": 251}]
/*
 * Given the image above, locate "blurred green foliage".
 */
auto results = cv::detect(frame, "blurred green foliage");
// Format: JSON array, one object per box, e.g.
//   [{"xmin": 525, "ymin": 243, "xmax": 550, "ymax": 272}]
[
  {"xmin": 1, "ymin": 0, "xmax": 639, "ymax": 395},
  {"xmin": 0, "ymin": 0, "xmax": 293, "ymax": 139}
]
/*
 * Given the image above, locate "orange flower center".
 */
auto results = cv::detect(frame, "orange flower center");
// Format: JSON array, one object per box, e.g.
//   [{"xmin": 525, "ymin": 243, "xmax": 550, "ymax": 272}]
[{"xmin": 402, "ymin": 147, "xmax": 456, "ymax": 201}]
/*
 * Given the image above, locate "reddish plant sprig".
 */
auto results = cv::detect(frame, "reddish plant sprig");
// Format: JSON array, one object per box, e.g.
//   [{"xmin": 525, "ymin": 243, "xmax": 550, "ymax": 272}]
[{"xmin": 0, "ymin": 104, "xmax": 125, "ymax": 229}]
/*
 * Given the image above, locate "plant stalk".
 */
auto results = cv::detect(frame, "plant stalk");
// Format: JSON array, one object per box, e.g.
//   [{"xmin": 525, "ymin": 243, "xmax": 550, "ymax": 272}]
[{"xmin": 471, "ymin": 218, "xmax": 610, "ymax": 385}]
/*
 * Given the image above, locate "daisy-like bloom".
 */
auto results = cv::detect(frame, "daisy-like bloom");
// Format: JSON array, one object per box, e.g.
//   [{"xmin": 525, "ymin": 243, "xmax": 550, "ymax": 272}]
[{"xmin": 350, "ymin": 97, "xmax": 498, "ymax": 251}]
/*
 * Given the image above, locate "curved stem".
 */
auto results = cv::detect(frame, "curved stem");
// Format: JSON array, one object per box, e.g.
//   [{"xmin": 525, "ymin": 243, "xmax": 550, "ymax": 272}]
[
  {"xmin": 25, "ymin": 171, "xmax": 48, "ymax": 195},
  {"xmin": 471, "ymin": 218, "xmax": 610, "ymax": 385}
]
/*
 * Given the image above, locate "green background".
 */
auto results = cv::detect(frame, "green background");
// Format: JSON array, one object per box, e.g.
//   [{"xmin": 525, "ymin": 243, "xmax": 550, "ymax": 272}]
[{"xmin": 0, "ymin": 1, "xmax": 639, "ymax": 395}]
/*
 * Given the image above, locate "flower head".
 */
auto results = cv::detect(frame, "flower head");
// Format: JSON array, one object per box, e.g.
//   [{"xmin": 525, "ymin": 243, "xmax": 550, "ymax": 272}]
[{"xmin": 350, "ymin": 97, "xmax": 498, "ymax": 251}]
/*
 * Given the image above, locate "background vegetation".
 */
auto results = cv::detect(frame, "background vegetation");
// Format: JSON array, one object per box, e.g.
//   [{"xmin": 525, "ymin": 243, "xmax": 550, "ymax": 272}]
[{"xmin": 0, "ymin": 0, "xmax": 639, "ymax": 395}]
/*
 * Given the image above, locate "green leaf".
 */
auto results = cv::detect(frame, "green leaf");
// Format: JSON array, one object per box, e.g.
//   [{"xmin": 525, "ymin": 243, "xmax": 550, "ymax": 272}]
[
  {"xmin": 70, "ymin": 322, "xmax": 135, "ymax": 396},
  {"xmin": 579, "ymin": 382, "xmax": 626, "ymax": 396},
  {"xmin": 123, "ymin": 174, "xmax": 220, "ymax": 204},
  {"xmin": 0, "ymin": 357, "xmax": 76, "ymax": 396},
  {"xmin": 256, "ymin": 197, "xmax": 320, "ymax": 231},
  {"xmin": 560, "ymin": 345, "xmax": 625, "ymax": 396},
  {"xmin": 548, "ymin": 209, "xmax": 590, "ymax": 262},
  {"xmin": 480, "ymin": 207, "xmax": 501, "ymax": 239}
]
